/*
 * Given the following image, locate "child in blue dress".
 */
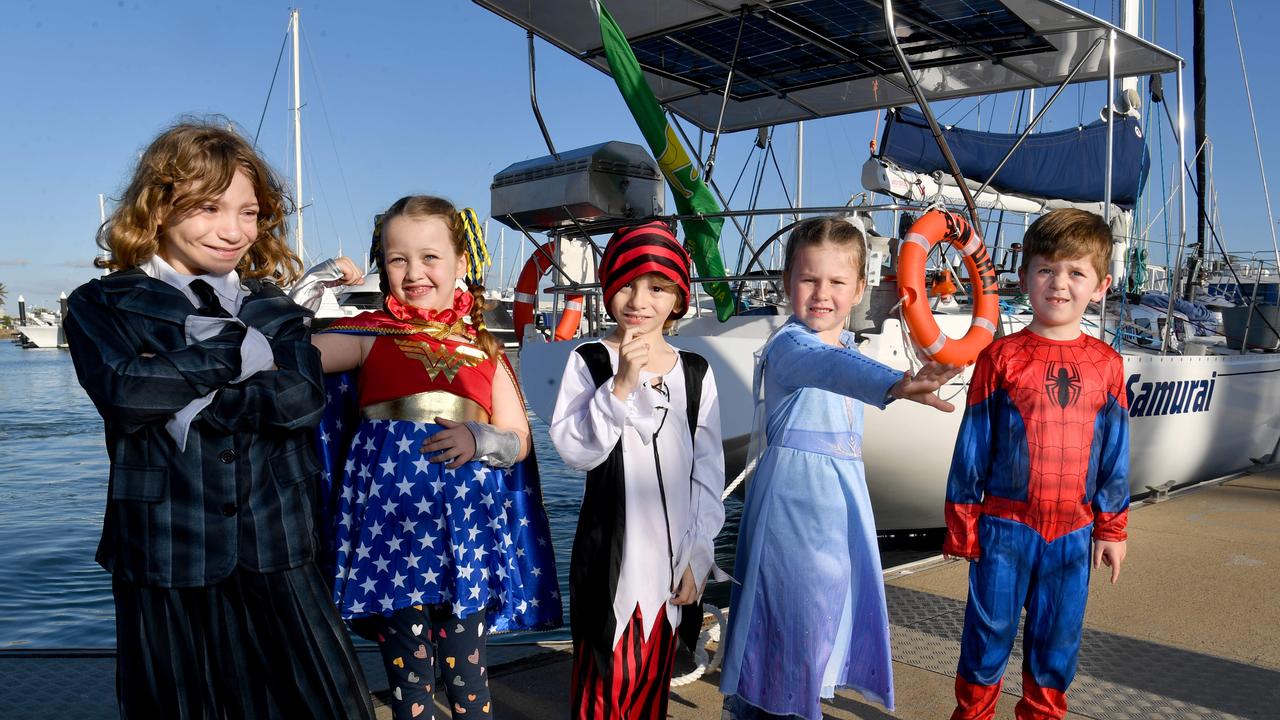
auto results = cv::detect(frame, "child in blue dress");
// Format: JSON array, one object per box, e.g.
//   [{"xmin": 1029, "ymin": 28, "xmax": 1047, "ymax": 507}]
[{"xmin": 720, "ymin": 217, "xmax": 961, "ymax": 719}]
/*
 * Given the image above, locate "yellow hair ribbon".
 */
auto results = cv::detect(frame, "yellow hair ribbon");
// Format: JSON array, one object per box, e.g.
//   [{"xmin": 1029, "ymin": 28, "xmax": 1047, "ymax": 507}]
[{"xmin": 458, "ymin": 208, "xmax": 491, "ymax": 284}]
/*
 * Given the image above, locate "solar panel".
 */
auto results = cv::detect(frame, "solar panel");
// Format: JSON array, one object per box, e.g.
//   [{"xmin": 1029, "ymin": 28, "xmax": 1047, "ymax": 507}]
[
  {"xmin": 473, "ymin": 0, "xmax": 1184, "ymax": 132},
  {"xmin": 625, "ymin": 0, "xmax": 1053, "ymax": 102}
]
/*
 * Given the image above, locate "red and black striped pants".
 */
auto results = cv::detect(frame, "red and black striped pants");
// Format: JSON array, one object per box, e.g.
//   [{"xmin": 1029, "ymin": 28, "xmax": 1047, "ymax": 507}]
[{"xmin": 571, "ymin": 605, "xmax": 679, "ymax": 720}]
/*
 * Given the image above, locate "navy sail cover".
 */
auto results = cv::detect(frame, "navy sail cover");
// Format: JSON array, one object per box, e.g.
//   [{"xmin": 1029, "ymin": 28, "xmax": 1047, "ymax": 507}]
[{"xmin": 879, "ymin": 107, "xmax": 1150, "ymax": 208}]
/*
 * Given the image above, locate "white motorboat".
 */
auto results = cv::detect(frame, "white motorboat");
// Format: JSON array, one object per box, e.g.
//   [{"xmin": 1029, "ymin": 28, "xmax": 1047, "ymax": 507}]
[
  {"xmin": 15, "ymin": 301, "xmax": 65, "ymax": 349},
  {"xmin": 15, "ymin": 323, "xmax": 62, "ymax": 349}
]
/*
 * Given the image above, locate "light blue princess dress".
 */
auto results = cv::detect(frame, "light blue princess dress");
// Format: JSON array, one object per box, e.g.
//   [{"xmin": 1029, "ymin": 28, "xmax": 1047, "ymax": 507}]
[{"xmin": 720, "ymin": 319, "xmax": 902, "ymax": 719}]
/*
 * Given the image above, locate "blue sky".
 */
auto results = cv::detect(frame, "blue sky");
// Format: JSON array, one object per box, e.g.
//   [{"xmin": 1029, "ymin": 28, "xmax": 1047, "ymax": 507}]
[{"xmin": 2, "ymin": 0, "xmax": 1278, "ymax": 311}]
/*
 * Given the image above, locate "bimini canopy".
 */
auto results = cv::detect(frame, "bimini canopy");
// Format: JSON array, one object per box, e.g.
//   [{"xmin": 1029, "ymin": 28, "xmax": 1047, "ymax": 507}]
[
  {"xmin": 880, "ymin": 106, "xmax": 1150, "ymax": 208},
  {"xmin": 472, "ymin": 0, "xmax": 1182, "ymax": 134}
]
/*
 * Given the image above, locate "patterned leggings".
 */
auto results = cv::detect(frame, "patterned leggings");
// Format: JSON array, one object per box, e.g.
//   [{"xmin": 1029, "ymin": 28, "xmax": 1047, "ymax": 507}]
[{"xmin": 353, "ymin": 604, "xmax": 491, "ymax": 720}]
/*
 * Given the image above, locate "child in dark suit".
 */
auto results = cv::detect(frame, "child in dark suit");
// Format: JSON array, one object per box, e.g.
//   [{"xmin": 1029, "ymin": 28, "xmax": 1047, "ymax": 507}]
[{"xmin": 64, "ymin": 118, "xmax": 372, "ymax": 719}]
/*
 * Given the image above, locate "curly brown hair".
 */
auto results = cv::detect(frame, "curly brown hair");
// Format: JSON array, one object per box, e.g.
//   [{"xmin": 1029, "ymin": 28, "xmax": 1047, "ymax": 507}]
[
  {"xmin": 96, "ymin": 118, "xmax": 300, "ymax": 285},
  {"xmin": 372, "ymin": 195, "xmax": 504, "ymax": 360}
]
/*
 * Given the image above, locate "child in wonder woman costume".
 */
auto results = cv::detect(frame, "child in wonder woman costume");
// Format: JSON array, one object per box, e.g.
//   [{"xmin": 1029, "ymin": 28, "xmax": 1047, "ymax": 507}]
[{"xmin": 307, "ymin": 196, "xmax": 561, "ymax": 720}]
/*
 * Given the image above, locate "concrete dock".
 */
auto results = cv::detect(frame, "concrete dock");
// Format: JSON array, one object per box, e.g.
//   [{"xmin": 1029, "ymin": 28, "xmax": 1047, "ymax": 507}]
[{"xmin": 2, "ymin": 469, "xmax": 1276, "ymax": 718}]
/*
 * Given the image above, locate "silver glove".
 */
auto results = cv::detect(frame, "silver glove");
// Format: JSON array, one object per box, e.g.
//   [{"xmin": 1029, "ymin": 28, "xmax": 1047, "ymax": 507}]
[
  {"xmin": 288, "ymin": 258, "xmax": 345, "ymax": 312},
  {"xmin": 465, "ymin": 421, "xmax": 522, "ymax": 468}
]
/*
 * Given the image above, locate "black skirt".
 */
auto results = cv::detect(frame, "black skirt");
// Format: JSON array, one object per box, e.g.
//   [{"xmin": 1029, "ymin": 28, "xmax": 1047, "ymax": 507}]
[{"xmin": 112, "ymin": 562, "xmax": 373, "ymax": 719}]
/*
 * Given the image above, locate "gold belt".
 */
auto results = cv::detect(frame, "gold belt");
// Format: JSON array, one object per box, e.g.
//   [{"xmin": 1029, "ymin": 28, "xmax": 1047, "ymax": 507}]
[{"xmin": 361, "ymin": 391, "xmax": 490, "ymax": 424}]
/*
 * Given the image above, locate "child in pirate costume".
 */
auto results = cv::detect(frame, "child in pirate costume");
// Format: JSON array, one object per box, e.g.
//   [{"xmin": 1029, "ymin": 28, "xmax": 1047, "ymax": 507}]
[
  {"xmin": 307, "ymin": 196, "xmax": 561, "ymax": 720},
  {"xmin": 549, "ymin": 221, "xmax": 728, "ymax": 720}
]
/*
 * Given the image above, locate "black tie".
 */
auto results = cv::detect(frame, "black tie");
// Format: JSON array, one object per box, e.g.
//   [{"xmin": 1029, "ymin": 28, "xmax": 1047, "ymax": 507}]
[{"xmin": 189, "ymin": 279, "xmax": 232, "ymax": 318}]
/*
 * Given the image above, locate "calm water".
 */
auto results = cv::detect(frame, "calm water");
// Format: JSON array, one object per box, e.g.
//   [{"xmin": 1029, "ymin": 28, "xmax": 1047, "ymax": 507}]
[{"xmin": 0, "ymin": 339, "xmax": 746, "ymax": 648}]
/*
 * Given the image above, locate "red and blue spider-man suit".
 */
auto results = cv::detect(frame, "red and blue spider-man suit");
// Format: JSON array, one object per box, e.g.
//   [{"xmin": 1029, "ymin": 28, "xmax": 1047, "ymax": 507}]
[{"xmin": 944, "ymin": 329, "xmax": 1129, "ymax": 719}]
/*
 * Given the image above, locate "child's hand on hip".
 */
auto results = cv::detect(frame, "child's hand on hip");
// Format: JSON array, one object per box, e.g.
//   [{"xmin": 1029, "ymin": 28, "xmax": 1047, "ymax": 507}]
[
  {"xmin": 671, "ymin": 566, "xmax": 701, "ymax": 605},
  {"xmin": 1093, "ymin": 539, "xmax": 1127, "ymax": 584},
  {"xmin": 889, "ymin": 361, "xmax": 962, "ymax": 411},
  {"xmin": 421, "ymin": 417, "xmax": 478, "ymax": 469},
  {"xmin": 613, "ymin": 327, "xmax": 650, "ymax": 398}
]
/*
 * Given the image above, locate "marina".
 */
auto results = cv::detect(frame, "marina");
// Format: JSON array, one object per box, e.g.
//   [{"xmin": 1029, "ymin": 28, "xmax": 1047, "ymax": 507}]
[{"xmin": 1, "ymin": 0, "xmax": 1279, "ymax": 717}]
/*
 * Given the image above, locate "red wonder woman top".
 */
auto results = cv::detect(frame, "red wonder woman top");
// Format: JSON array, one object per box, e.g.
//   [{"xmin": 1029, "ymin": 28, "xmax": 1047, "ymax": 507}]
[{"xmin": 322, "ymin": 292, "xmax": 496, "ymax": 417}]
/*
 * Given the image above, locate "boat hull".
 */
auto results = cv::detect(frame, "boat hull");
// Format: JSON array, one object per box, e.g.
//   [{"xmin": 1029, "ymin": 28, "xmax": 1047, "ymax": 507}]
[
  {"xmin": 16, "ymin": 325, "xmax": 63, "ymax": 349},
  {"xmin": 519, "ymin": 314, "xmax": 1280, "ymax": 531}
]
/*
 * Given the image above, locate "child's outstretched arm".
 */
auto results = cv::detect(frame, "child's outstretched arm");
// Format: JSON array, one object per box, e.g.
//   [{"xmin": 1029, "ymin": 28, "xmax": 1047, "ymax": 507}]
[
  {"xmin": 769, "ymin": 323, "xmax": 958, "ymax": 410},
  {"xmin": 888, "ymin": 361, "xmax": 963, "ymax": 412},
  {"xmin": 304, "ymin": 256, "xmax": 371, "ymax": 374}
]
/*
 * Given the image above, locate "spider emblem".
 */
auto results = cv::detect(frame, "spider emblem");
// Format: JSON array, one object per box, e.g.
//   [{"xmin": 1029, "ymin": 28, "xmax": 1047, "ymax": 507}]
[{"xmin": 1045, "ymin": 362, "xmax": 1082, "ymax": 409}]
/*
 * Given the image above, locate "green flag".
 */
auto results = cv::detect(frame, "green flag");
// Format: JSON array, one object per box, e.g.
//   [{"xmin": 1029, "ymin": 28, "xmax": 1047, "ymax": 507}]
[{"xmin": 593, "ymin": 1, "xmax": 735, "ymax": 321}]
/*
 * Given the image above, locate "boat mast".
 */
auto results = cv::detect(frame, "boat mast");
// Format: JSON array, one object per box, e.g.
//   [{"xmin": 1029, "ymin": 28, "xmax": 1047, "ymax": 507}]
[
  {"xmin": 291, "ymin": 8, "xmax": 305, "ymax": 264},
  {"xmin": 795, "ymin": 121, "xmax": 804, "ymax": 221},
  {"xmin": 98, "ymin": 193, "xmax": 109, "ymax": 274},
  {"xmin": 1187, "ymin": 0, "xmax": 1206, "ymax": 300},
  {"xmin": 1120, "ymin": 2, "xmax": 1140, "ymax": 100},
  {"xmin": 498, "ymin": 226, "xmax": 506, "ymax": 289}
]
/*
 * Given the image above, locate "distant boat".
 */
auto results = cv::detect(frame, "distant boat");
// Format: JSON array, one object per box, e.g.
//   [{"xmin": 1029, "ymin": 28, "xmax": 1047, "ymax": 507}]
[
  {"xmin": 16, "ymin": 322, "xmax": 62, "ymax": 349},
  {"xmin": 483, "ymin": 290, "xmax": 519, "ymax": 349},
  {"xmin": 311, "ymin": 274, "xmax": 383, "ymax": 322},
  {"xmin": 14, "ymin": 295, "xmax": 66, "ymax": 349}
]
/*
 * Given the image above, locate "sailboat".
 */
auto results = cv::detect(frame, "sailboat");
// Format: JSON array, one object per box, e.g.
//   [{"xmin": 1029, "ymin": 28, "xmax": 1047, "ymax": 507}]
[
  {"xmin": 473, "ymin": 0, "xmax": 1280, "ymax": 532},
  {"xmin": 243, "ymin": 9, "xmax": 383, "ymax": 323}
]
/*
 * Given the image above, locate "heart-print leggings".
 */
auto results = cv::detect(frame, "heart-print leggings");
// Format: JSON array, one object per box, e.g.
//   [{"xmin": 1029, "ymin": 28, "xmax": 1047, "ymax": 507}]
[{"xmin": 352, "ymin": 603, "xmax": 491, "ymax": 720}]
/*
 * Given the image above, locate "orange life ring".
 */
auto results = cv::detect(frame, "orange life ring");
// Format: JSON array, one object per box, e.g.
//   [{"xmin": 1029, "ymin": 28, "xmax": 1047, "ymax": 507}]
[
  {"xmin": 513, "ymin": 241, "xmax": 583, "ymax": 345},
  {"xmin": 896, "ymin": 209, "xmax": 1000, "ymax": 365}
]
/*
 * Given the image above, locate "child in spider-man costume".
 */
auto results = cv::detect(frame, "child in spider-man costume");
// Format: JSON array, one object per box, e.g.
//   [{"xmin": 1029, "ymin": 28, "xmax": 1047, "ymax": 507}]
[{"xmin": 944, "ymin": 209, "xmax": 1130, "ymax": 720}]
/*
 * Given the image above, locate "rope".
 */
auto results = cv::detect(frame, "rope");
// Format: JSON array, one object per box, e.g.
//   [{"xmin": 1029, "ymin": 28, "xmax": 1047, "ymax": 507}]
[
  {"xmin": 890, "ymin": 295, "xmax": 920, "ymax": 372},
  {"xmin": 669, "ymin": 604, "xmax": 728, "ymax": 687},
  {"xmin": 894, "ymin": 295, "xmax": 966, "ymax": 404},
  {"xmin": 1227, "ymin": 0, "xmax": 1280, "ymax": 273},
  {"xmin": 252, "ymin": 26, "xmax": 290, "ymax": 147},
  {"xmin": 721, "ymin": 453, "xmax": 757, "ymax": 501}
]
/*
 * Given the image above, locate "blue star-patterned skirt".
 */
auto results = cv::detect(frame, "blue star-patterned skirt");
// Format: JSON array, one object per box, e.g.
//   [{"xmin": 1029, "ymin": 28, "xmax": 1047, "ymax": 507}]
[{"xmin": 316, "ymin": 376, "xmax": 562, "ymax": 633}]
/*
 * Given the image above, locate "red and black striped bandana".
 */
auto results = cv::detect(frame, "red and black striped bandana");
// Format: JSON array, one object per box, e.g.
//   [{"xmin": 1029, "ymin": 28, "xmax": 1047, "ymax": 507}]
[{"xmin": 598, "ymin": 221, "xmax": 692, "ymax": 316}]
